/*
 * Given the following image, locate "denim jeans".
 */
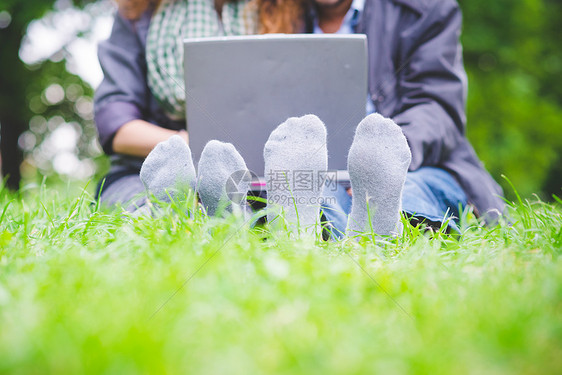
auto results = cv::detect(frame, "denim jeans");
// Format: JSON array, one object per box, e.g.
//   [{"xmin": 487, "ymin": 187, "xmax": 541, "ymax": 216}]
[
  {"xmin": 98, "ymin": 166, "xmax": 468, "ymax": 238},
  {"xmin": 321, "ymin": 167, "xmax": 468, "ymax": 238}
]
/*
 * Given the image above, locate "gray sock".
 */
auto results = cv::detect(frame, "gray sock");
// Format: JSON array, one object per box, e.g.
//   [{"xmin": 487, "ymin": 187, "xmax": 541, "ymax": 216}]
[
  {"xmin": 196, "ymin": 140, "xmax": 250, "ymax": 217},
  {"xmin": 263, "ymin": 114, "xmax": 328, "ymax": 234},
  {"xmin": 346, "ymin": 113, "xmax": 411, "ymax": 237},
  {"xmin": 139, "ymin": 135, "xmax": 196, "ymax": 201}
]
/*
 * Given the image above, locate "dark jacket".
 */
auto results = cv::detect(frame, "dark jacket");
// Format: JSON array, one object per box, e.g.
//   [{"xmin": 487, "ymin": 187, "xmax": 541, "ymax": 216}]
[{"xmin": 310, "ymin": 0, "xmax": 504, "ymax": 220}]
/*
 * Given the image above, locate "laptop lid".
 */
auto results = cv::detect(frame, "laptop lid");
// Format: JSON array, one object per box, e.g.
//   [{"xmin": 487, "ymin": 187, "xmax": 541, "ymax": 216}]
[{"xmin": 183, "ymin": 34, "xmax": 367, "ymax": 177}]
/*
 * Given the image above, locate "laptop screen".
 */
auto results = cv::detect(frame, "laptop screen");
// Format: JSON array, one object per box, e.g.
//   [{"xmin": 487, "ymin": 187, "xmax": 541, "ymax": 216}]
[{"xmin": 183, "ymin": 34, "xmax": 367, "ymax": 177}]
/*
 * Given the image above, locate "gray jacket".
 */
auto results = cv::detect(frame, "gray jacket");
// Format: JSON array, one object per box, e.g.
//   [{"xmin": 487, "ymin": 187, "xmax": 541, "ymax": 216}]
[{"xmin": 317, "ymin": 0, "xmax": 505, "ymax": 220}]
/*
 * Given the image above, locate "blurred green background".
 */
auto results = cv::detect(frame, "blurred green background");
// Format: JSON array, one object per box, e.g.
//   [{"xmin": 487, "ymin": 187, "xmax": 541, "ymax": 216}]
[
  {"xmin": 460, "ymin": 0, "xmax": 562, "ymax": 200},
  {"xmin": 0, "ymin": 0, "xmax": 560, "ymax": 200}
]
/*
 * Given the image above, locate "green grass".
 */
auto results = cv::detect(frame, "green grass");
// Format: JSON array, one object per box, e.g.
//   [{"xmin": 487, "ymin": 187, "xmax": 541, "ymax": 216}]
[{"xmin": 0, "ymin": 181, "xmax": 561, "ymax": 374}]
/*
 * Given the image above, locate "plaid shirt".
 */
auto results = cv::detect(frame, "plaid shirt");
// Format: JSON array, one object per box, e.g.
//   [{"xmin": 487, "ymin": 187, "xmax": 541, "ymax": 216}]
[{"xmin": 146, "ymin": 0, "xmax": 257, "ymax": 119}]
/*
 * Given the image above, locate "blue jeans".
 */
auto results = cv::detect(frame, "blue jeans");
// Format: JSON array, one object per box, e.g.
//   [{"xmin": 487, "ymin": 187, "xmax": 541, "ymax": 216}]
[{"xmin": 321, "ymin": 167, "xmax": 468, "ymax": 238}]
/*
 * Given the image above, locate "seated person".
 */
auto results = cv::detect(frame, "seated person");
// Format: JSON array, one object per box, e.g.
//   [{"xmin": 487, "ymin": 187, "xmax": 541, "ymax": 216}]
[
  {"xmin": 303, "ymin": 0, "xmax": 505, "ymax": 234},
  {"xmin": 94, "ymin": 0, "xmax": 307, "ymax": 209}
]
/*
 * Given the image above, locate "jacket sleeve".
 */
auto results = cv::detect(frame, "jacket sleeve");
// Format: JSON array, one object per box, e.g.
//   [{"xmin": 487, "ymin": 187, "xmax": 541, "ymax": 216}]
[
  {"xmin": 391, "ymin": 0, "xmax": 467, "ymax": 171},
  {"xmin": 93, "ymin": 12, "xmax": 148, "ymax": 154}
]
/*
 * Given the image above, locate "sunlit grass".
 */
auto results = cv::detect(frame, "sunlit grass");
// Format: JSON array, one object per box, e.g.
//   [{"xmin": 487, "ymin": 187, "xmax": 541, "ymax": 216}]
[{"xmin": 0, "ymin": 180, "xmax": 561, "ymax": 374}]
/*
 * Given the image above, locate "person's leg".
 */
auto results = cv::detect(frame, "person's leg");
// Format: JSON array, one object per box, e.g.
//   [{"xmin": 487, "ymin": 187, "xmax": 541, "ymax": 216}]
[
  {"xmin": 321, "ymin": 182, "xmax": 352, "ymax": 239},
  {"xmin": 320, "ymin": 170, "xmax": 468, "ymax": 238},
  {"xmin": 401, "ymin": 167, "xmax": 468, "ymax": 232},
  {"xmin": 140, "ymin": 135, "xmax": 253, "ymax": 218},
  {"xmin": 264, "ymin": 114, "xmax": 328, "ymax": 235},
  {"xmin": 97, "ymin": 173, "xmax": 147, "ymax": 212},
  {"xmin": 346, "ymin": 114, "xmax": 411, "ymax": 237},
  {"xmin": 140, "ymin": 135, "xmax": 196, "ymax": 201},
  {"xmin": 197, "ymin": 140, "xmax": 251, "ymax": 216}
]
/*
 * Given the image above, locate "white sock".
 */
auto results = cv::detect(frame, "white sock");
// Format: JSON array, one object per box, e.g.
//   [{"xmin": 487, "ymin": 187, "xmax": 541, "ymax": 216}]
[
  {"xmin": 263, "ymin": 114, "xmax": 328, "ymax": 234},
  {"xmin": 197, "ymin": 140, "xmax": 250, "ymax": 216},
  {"xmin": 139, "ymin": 135, "xmax": 196, "ymax": 201},
  {"xmin": 346, "ymin": 114, "xmax": 411, "ymax": 237}
]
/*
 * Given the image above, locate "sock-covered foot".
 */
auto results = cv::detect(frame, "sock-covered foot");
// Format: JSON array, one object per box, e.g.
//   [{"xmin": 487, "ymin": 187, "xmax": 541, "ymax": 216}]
[
  {"xmin": 264, "ymin": 114, "xmax": 328, "ymax": 234},
  {"xmin": 197, "ymin": 140, "xmax": 250, "ymax": 216},
  {"xmin": 140, "ymin": 135, "xmax": 196, "ymax": 201},
  {"xmin": 346, "ymin": 113, "xmax": 411, "ymax": 237}
]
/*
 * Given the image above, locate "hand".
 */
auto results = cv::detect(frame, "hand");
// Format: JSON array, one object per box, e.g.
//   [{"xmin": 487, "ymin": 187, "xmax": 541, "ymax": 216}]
[
  {"xmin": 112, "ymin": 119, "xmax": 190, "ymax": 158},
  {"xmin": 177, "ymin": 129, "xmax": 189, "ymax": 144}
]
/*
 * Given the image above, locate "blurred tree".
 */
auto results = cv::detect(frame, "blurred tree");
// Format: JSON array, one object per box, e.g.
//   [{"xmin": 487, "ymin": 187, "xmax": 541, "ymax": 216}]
[
  {"xmin": 460, "ymin": 0, "xmax": 562, "ymax": 199},
  {"xmin": 0, "ymin": 0, "xmax": 97, "ymax": 190}
]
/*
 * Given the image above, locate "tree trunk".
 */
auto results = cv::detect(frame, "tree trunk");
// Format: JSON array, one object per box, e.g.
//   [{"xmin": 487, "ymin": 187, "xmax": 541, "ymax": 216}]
[
  {"xmin": 0, "ymin": 5, "xmax": 29, "ymax": 191},
  {"xmin": 0, "ymin": 114, "xmax": 24, "ymax": 190}
]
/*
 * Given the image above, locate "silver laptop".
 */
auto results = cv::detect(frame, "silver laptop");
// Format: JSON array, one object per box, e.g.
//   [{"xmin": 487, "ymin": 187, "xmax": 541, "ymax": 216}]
[{"xmin": 183, "ymin": 34, "xmax": 367, "ymax": 179}]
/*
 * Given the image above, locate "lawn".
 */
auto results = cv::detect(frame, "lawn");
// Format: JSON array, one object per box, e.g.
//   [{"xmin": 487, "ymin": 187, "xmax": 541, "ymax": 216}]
[{"xmin": 0, "ymin": 181, "xmax": 561, "ymax": 374}]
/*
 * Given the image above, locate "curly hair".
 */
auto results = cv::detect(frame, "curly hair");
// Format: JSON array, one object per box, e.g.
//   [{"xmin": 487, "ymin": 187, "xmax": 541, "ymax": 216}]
[
  {"xmin": 256, "ymin": 0, "xmax": 308, "ymax": 33},
  {"xmin": 117, "ymin": 0, "xmax": 308, "ymax": 34},
  {"xmin": 116, "ymin": 0, "xmax": 162, "ymax": 20}
]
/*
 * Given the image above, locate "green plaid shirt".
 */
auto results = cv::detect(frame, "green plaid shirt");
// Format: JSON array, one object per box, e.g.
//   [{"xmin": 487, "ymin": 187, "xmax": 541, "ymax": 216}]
[{"xmin": 146, "ymin": 0, "xmax": 257, "ymax": 119}]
